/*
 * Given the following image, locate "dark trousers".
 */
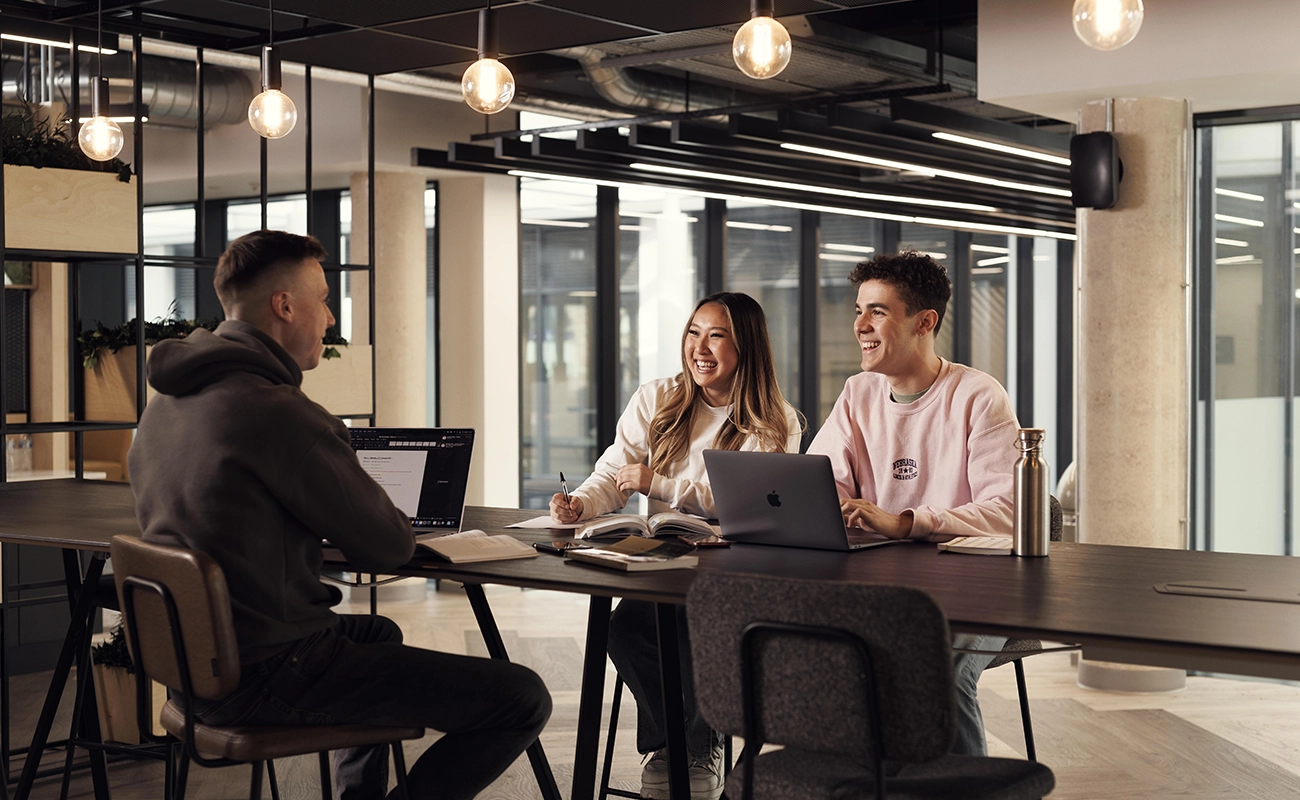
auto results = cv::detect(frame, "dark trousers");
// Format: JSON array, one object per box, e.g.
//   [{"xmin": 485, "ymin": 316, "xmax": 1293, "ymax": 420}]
[
  {"xmin": 606, "ymin": 600, "xmax": 717, "ymax": 756},
  {"xmin": 191, "ymin": 615, "xmax": 552, "ymax": 800}
]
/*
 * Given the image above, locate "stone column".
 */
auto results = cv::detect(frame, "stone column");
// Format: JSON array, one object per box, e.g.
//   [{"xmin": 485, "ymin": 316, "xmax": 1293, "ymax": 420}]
[
  {"xmin": 1076, "ymin": 97, "xmax": 1190, "ymax": 693},
  {"xmin": 1076, "ymin": 98, "xmax": 1190, "ymax": 549},
  {"xmin": 438, "ymin": 175, "xmax": 520, "ymax": 507},
  {"xmin": 349, "ymin": 171, "xmax": 427, "ymax": 426}
]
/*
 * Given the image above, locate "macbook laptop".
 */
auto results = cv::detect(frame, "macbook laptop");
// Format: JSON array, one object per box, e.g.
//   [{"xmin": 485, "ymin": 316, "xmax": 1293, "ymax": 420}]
[
  {"xmin": 704, "ymin": 450, "xmax": 901, "ymax": 551},
  {"xmin": 349, "ymin": 427, "xmax": 475, "ymax": 531}
]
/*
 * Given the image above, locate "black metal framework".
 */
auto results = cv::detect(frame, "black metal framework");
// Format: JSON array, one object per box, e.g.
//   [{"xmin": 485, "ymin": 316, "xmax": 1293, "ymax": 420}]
[
  {"xmin": 1056, "ymin": 240, "xmax": 1075, "ymax": 476},
  {"xmin": 1015, "ymin": 237, "xmax": 1035, "ymax": 423},
  {"xmin": 595, "ymin": 185, "xmax": 620, "ymax": 452}
]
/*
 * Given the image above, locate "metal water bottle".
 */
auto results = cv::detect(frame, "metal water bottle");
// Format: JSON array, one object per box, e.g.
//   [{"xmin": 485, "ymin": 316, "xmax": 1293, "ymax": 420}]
[{"xmin": 1013, "ymin": 428, "xmax": 1050, "ymax": 557}]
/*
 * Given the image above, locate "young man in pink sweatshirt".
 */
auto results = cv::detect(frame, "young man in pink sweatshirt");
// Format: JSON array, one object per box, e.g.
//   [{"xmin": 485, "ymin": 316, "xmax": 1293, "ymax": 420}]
[{"xmin": 807, "ymin": 250, "xmax": 1018, "ymax": 756}]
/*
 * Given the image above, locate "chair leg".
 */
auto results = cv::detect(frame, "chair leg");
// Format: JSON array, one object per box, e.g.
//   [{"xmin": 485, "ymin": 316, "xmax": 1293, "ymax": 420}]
[
  {"xmin": 267, "ymin": 759, "xmax": 281, "ymax": 800},
  {"xmin": 174, "ymin": 746, "xmax": 191, "ymax": 800},
  {"xmin": 391, "ymin": 742, "xmax": 410, "ymax": 800},
  {"xmin": 318, "ymin": 751, "xmax": 333, "ymax": 800},
  {"xmin": 598, "ymin": 675, "xmax": 624, "ymax": 800},
  {"xmin": 1013, "ymin": 659, "xmax": 1037, "ymax": 762},
  {"xmin": 249, "ymin": 761, "xmax": 264, "ymax": 800}
]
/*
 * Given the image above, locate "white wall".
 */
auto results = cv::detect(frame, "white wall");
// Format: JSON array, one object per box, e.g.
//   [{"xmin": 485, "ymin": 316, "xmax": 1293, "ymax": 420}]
[{"xmin": 979, "ymin": 0, "xmax": 1300, "ymax": 120}]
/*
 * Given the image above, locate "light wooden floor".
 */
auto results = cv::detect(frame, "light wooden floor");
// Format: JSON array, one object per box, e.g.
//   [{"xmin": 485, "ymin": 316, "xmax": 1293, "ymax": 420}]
[{"xmin": 16, "ymin": 580, "xmax": 1300, "ymax": 799}]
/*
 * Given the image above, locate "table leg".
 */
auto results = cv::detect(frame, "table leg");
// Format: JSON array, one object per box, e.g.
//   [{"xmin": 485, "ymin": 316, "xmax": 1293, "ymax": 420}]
[
  {"xmin": 570, "ymin": 596, "xmax": 611, "ymax": 800},
  {"xmin": 654, "ymin": 604, "xmax": 690, "ymax": 800},
  {"xmin": 14, "ymin": 552, "xmax": 106, "ymax": 800},
  {"xmin": 463, "ymin": 584, "xmax": 561, "ymax": 800}
]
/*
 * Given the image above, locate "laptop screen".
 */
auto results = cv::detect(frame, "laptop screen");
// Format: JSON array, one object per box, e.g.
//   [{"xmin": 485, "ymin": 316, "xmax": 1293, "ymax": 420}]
[{"xmin": 349, "ymin": 427, "xmax": 475, "ymax": 530}]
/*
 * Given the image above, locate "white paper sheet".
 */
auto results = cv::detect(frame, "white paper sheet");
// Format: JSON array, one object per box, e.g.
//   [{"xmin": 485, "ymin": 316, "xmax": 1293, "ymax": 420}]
[{"xmin": 505, "ymin": 515, "xmax": 582, "ymax": 530}]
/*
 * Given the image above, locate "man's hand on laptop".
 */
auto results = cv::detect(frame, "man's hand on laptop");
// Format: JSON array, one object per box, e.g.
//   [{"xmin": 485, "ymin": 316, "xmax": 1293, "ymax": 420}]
[
  {"xmin": 840, "ymin": 499, "xmax": 914, "ymax": 539},
  {"xmin": 550, "ymin": 494, "xmax": 585, "ymax": 524}
]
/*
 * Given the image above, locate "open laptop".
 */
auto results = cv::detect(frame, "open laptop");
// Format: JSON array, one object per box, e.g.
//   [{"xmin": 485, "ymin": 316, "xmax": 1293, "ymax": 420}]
[
  {"xmin": 349, "ymin": 428, "xmax": 475, "ymax": 531},
  {"xmin": 704, "ymin": 450, "xmax": 901, "ymax": 551}
]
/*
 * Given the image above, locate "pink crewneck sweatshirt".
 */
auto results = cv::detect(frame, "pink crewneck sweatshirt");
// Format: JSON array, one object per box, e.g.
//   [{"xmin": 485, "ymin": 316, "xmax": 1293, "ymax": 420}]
[{"xmin": 808, "ymin": 359, "xmax": 1019, "ymax": 541}]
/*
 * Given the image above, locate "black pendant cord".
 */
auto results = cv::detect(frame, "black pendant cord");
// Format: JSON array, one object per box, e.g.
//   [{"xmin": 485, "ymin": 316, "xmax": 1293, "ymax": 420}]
[
  {"xmin": 96, "ymin": 0, "xmax": 102, "ymax": 80},
  {"xmin": 268, "ymin": 0, "xmax": 274, "ymax": 47}
]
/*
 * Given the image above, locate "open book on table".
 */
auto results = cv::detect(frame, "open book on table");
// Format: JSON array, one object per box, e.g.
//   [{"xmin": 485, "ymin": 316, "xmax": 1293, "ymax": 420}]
[
  {"xmin": 575, "ymin": 511, "xmax": 720, "ymax": 540},
  {"xmin": 566, "ymin": 536, "xmax": 699, "ymax": 572},
  {"xmin": 417, "ymin": 529, "xmax": 539, "ymax": 563}
]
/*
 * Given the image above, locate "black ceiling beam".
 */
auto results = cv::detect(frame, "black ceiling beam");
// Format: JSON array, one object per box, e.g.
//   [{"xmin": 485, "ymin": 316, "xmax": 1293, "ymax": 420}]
[
  {"xmin": 732, "ymin": 111, "xmax": 1071, "ymax": 187},
  {"xmin": 889, "ymin": 97, "xmax": 1071, "ymax": 153},
  {"xmin": 415, "ymin": 145, "xmax": 1077, "ymax": 231},
  {"xmin": 582, "ymin": 123, "xmax": 1074, "ymax": 221}
]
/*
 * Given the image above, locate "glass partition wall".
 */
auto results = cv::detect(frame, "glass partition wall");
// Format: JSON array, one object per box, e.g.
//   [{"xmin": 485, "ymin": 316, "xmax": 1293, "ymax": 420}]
[{"xmin": 1193, "ymin": 117, "xmax": 1300, "ymax": 556}]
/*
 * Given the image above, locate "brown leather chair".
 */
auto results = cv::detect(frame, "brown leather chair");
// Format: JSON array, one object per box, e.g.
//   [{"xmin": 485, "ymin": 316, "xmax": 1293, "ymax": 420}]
[{"xmin": 110, "ymin": 535, "xmax": 424, "ymax": 800}]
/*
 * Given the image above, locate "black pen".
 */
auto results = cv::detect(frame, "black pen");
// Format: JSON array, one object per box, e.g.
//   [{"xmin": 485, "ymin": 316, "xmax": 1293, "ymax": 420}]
[{"xmin": 560, "ymin": 472, "xmax": 571, "ymax": 503}]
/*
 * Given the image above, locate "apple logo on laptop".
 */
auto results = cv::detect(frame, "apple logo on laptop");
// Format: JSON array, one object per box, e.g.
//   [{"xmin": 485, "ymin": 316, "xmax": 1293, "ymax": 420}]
[{"xmin": 766, "ymin": 491, "xmax": 781, "ymax": 508}]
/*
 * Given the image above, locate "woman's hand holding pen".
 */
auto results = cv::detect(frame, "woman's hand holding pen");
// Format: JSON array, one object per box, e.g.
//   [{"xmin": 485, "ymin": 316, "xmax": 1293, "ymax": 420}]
[
  {"xmin": 616, "ymin": 464, "xmax": 655, "ymax": 495},
  {"xmin": 550, "ymin": 493, "xmax": 584, "ymax": 524}
]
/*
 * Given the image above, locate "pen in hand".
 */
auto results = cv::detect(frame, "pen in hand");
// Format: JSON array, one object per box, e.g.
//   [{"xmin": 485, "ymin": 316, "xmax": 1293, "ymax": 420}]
[{"xmin": 560, "ymin": 472, "xmax": 570, "ymax": 503}]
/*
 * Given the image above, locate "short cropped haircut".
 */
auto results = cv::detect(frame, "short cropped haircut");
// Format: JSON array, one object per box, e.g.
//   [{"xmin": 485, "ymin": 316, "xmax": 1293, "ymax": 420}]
[
  {"xmin": 848, "ymin": 250, "xmax": 953, "ymax": 335},
  {"xmin": 214, "ymin": 230, "xmax": 328, "ymax": 308}
]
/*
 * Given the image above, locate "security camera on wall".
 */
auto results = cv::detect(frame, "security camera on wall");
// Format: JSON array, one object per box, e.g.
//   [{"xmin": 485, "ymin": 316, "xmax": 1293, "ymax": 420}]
[{"xmin": 1070, "ymin": 131, "xmax": 1124, "ymax": 209}]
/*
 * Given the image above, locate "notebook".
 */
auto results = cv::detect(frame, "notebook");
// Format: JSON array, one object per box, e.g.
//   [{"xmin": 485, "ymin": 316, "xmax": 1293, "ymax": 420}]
[
  {"xmin": 349, "ymin": 427, "xmax": 475, "ymax": 531},
  {"xmin": 704, "ymin": 450, "xmax": 902, "ymax": 552}
]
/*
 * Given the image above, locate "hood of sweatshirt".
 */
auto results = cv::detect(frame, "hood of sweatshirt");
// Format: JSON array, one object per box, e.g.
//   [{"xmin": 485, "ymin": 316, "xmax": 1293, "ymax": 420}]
[{"xmin": 146, "ymin": 320, "xmax": 302, "ymax": 397}]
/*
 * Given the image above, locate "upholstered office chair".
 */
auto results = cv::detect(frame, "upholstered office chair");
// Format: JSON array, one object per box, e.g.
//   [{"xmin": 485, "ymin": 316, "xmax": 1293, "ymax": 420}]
[
  {"xmin": 955, "ymin": 496, "xmax": 1081, "ymax": 762},
  {"xmin": 110, "ymin": 535, "xmax": 425, "ymax": 800},
  {"xmin": 688, "ymin": 572, "xmax": 1055, "ymax": 800}
]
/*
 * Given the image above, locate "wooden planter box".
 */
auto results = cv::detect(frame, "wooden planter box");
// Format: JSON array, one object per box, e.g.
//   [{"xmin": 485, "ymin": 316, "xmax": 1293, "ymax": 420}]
[
  {"xmin": 84, "ymin": 346, "xmax": 154, "ymax": 422},
  {"xmin": 302, "ymin": 344, "xmax": 373, "ymax": 416},
  {"xmin": 5, "ymin": 165, "xmax": 137, "ymax": 254},
  {"xmin": 85, "ymin": 343, "xmax": 373, "ymax": 420},
  {"xmin": 92, "ymin": 663, "xmax": 165, "ymax": 744}
]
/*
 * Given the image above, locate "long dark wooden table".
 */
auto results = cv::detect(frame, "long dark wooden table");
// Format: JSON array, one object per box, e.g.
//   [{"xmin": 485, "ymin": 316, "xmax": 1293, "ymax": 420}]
[{"xmin": 10, "ymin": 481, "xmax": 1300, "ymax": 800}]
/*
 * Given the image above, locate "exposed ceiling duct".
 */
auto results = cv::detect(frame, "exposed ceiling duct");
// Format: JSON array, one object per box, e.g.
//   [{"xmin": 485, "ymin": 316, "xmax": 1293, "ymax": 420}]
[{"xmin": 554, "ymin": 46, "xmax": 762, "ymax": 114}]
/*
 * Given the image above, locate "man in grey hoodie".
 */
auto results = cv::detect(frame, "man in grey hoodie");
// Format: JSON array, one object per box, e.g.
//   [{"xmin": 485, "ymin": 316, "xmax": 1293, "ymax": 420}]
[{"xmin": 130, "ymin": 230, "xmax": 551, "ymax": 800}]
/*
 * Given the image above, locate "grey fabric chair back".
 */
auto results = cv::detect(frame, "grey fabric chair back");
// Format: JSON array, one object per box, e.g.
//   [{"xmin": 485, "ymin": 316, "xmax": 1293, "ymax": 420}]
[
  {"xmin": 688, "ymin": 572, "xmax": 955, "ymax": 763},
  {"xmin": 110, "ymin": 535, "xmax": 242, "ymax": 701}
]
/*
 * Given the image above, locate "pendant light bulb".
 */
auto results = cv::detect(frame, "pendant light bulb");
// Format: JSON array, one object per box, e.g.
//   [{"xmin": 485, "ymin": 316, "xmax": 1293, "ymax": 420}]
[
  {"xmin": 462, "ymin": 58, "xmax": 515, "ymax": 115},
  {"xmin": 78, "ymin": 76, "xmax": 124, "ymax": 161},
  {"xmin": 462, "ymin": 6, "xmax": 515, "ymax": 114},
  {"xmin": 249, "ymin": 46, "xmax": 297, "ymax": 139},
  {"xmin": 1072, "ymin": 0, "xmax": 1144, "ymax": 51},
  {"xmin": 732, "ymin": 0, "xmax": 791, "ymax": 80}
]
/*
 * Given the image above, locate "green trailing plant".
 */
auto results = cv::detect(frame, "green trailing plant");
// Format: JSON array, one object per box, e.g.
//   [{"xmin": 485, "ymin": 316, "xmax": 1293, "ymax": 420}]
[
  {"xmin": 2, "ymin": 104, "xmax": 132, "ymax": 183},
  {"xmin": 91, "ymin": 625, "xmax": 134, "ymax": 673},
  {"xmin": 78, "ymin": 313, "xmax": 349, "ymax": 369}
]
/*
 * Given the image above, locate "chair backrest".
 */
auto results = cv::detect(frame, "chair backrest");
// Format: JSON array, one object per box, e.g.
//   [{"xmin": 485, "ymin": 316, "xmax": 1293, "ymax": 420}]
[
  {"xmin": 688, "ymin": 572, "xmax": 955, "ymax": 764},
  {"xmin": 109, "ymin": 535, "xmax": 242, "ymax": 701}
]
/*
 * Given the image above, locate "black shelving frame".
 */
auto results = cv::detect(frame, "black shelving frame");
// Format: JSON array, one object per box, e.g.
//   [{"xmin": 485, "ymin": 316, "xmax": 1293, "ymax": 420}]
[{"xmin": 0, "ymin": 23, "xmax": 381, "ymax": 790}]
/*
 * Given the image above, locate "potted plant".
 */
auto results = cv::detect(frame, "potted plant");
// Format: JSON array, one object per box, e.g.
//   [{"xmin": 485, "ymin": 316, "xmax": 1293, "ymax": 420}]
[
  {"xmin": 90, "ymin": 625, "xmax": 146, "ymax": 744},
  {"xmin": 2, "ymin": 104, "xmax": 136, "ymax": 254},
  {"xmin": 78, "ymin": 316, "xmax": 370, "ymax": 418}
]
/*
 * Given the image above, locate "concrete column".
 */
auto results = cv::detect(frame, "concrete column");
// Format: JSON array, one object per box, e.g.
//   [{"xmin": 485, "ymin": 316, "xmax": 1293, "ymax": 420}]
[
  {"xmin": 438, "ymin": 175, "xmax": 520, "ymax": 507},
  {"xmin": 1076, "ymin": 98, "xmax": 1189, "ymax": 693},
  {"xmin": 1076, "ymin": 98, "xmax": 1190, "ymax": 550},
  {"xmin": 349, "ymin": 171, "xmax": 427, "ymax": 426}
]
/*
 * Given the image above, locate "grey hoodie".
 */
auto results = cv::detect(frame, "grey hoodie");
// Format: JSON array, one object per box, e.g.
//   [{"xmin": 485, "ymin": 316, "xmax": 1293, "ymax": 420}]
[{"xmin": 129, "ymin": 320, "xmax": 414, "ymax": 663}]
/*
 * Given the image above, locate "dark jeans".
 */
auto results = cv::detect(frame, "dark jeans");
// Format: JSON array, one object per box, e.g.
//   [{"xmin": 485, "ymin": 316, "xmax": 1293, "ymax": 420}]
[
  {"xmin": 190, "ymin": 615, "xmax": 552, "ymax": 800},
  {"xmin": 606, "ymin": 600, "xmax": 717, "ymax": 756}
]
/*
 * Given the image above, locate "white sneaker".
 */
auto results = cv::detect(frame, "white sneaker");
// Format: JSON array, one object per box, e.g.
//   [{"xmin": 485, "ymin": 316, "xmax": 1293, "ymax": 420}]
[
  {"xmin": 687, "ymin": 743, "xmax": 725, "ymax": 800},
  {"xmin": 640, "ymin": 749, "xmax": 670, "ymax": 800},
  {"xmin": 641, "ymin": 745, "xmax": 725, "ymax": 800}
]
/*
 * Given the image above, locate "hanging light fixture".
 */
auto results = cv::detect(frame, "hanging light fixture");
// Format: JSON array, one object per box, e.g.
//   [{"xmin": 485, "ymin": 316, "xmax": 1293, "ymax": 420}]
[
  {"xmin": 78, "ymin": 0, "xmax": 124, "ymax": 161},
  {"xmin": 1072, "ymin": 0, "xmax": 1144, "ymax": 51},
  {"xmin": 732, "ymin": 0, "xmax": 792, "ymax": 80},
  {"xmin": 461, "ymin": 1, "xmax": 515, "ymax": 114},
  {"xmin": 248, "ymin": 0, "xmax": 297, "ymax": 138}
]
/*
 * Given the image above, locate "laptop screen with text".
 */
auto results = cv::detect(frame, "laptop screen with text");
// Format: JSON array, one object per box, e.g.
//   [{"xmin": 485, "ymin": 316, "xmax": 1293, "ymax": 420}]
[{"xmin": 349, "ymin": 427, "xmax": 475, "ymax": 531}]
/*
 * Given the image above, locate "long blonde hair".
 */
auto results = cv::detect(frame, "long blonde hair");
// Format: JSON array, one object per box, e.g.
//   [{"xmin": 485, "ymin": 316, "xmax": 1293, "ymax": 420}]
[{"xmin": 648, "ymin": 292, "xmax": 797, "ymax": 470}]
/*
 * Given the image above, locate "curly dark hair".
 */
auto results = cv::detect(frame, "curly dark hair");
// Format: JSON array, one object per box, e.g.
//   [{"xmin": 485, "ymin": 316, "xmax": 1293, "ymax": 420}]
[{"xmin": 848, "ymin": 250, "xmax": 952, "ymax": 335}]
